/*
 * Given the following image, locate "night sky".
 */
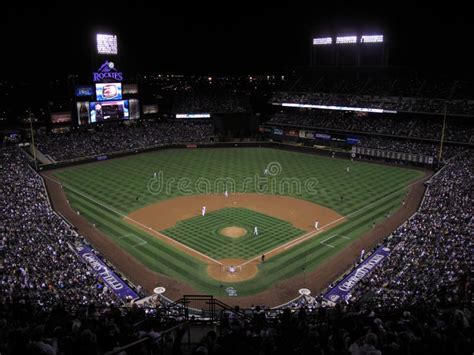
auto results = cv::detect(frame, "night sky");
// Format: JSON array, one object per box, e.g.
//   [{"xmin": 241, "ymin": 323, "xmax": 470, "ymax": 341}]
[{"xmin": 1, "ymin": 2, "xmax": 472, "ymax": 81}]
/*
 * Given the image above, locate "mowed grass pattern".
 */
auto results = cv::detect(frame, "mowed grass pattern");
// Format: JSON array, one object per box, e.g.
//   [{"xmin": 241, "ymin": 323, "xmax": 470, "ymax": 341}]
[
  {"xmin": 162, "ymin": 208, "xmax": 305, "ymax": 259},
  {"xmin": 54, "ymin": 148, "xmax": 424, "ymax": 296}
]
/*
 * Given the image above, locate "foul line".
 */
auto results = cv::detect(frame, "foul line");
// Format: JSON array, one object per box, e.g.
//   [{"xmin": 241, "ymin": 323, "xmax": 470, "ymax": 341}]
[
  {"xmin": 119, "ymin": 234, "xmax": 147, "ymax": 248},
  {"xmin": 238, "ymin": 173, "xmax": 429, "ymax": 268},
  {"xmin": 43, "ymin": 174, "xmax": 224, "ymax": 266},
  {"xmin": 319, "ymin": 234, "xmax": 349, "ymax": 248}
]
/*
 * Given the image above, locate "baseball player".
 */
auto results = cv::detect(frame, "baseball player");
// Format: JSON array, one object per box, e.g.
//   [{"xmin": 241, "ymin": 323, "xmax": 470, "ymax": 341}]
[
  {"xmin": 346, "ymin": 166, "xmax": 350, "ymax": 173},
  {"xmin": 253, "ymin": 226, "xmax": 259, "ymax": 236},
  {"xmin": 314, "ymin": 220, "xmax": 319, "ymax": 230},
  {"xmin": 264, "ymin": 168, "xmax": 269, "ymax": 176},
  {"xmin": 360, "ymin": 249, "xmax": 365, "ymax": 262},
  {"xmin": 202, "ymin": 206, "xmax": 206, "ymax": 217},
  {"xmin": 224, "ymin": 190, "xmax": 229, "ymax": 198},
  {"xmin": 154, "ymin": 172, "xmax": 157, "ymax": 179}
]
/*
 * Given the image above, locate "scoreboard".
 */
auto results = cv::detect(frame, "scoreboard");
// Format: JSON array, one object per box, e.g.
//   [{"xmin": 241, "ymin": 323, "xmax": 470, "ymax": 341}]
[{"xmin": 96, "ymin": 34, "xmax": 118, "ymax": 55}]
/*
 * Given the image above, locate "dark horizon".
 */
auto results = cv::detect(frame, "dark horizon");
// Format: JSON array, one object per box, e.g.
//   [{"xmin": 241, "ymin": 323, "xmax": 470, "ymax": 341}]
[{"xmin": 1, "ymin": 3, "xmax": 473, "ymax": 82}]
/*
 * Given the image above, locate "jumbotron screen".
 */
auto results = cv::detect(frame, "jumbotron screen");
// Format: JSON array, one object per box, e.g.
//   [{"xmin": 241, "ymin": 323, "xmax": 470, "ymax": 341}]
[
  {"xmin": 96, "ymin": 34, "xmax": 118, "ymax": 55},
  {"xmin": 95, "ymin": 83, "xmax": 122, "ymax": 101},
  {"xmin": 89, "ymin": 100, "xmax": 129, "ymax": 123}
]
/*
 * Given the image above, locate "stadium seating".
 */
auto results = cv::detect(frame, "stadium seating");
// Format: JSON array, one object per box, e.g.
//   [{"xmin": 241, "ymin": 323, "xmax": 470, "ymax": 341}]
[{"xmin": 36, "ymin": 121, "xmax": 213, "ymax": 162}]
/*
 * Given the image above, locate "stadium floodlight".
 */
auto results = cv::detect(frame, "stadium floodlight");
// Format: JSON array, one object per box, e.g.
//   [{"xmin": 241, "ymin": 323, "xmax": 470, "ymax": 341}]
[
  {"xmin": 176, "ymin": 113, "xmax": 211, "ymax": 119},
  {"xmin": 278, "ymin": 102, "xmax": 396, "ymax": 114},
  {"xmin": 313, "ymin": 37, "xmax": 332, "ymax": 45},
  {"xmin": 336, "ymin": 36, "xmax": 357, "ymax": 44},
  {"xmin": 96, "ymin": 34, "xmax": 118, "ymax": 55},
  {"xmin": 361, "ymin": 35, "xmax": 384, "ymax": 43}
]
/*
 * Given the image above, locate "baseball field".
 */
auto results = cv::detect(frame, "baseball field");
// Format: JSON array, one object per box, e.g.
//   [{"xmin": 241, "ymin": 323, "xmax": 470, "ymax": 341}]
[{"xmin": 47, "ymin": 147, "xmax": 425, "ymax": 300}]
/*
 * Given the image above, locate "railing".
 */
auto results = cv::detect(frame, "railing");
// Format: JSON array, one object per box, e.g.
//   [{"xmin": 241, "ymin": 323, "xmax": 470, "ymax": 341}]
[
  {"xmin": 105, "ymin": 321, "xmax": 189, "ymax": 355},
  {"xmin": 171, "ymin": 295, "xmax": 251, "ymax": 322}
]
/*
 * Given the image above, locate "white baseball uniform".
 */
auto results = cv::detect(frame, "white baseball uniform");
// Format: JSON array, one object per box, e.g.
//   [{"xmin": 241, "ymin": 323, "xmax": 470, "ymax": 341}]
[
  {"xmin": 224, "ymin": 190, "xmax": 228, "ymax": 198},
  {"xmin": 314, "ymin": 221, "xmax": 319, "ymax": 230},
  {"xmin": 254, "ymin": 226, "xmax": 258, "ymax": 236},
  {"xmin": 202, "ymin": 206, "xmax": 206, "ymax": 216}
]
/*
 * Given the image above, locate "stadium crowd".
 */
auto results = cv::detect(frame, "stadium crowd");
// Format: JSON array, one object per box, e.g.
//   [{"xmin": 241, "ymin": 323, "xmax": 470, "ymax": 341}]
[
  {"xmin": 0, "ymin": 148, "xmax": 121, "ymax": 310},
  {"xmin": 37, "ymin": 121, "xmax": 214, "ymax": 161},
  {"xmin": 266, "ymin": 110, "xmax": 473, "ymax": 143},
  {"xmin": 348, "ymin": 151, "xmax": 473, "ymax": 309},
  {"xmin": 271, "ymin": 91, "xmax": 474, "ymax": 116},
  {"xmin": 356, "ymin": 136, "xmax": 465, "ymax": 158},
  {"xmin": 172, "ymin": 91, "xmax": 252, "ymax": 114},
  {"xmin": 192, "ymin": 301, "xmax": 473, "ymax": 355}
]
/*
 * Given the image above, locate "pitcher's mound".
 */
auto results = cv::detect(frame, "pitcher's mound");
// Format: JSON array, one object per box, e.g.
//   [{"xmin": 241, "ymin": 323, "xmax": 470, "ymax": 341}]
[{"xmin": 220, "ymin": 226, "xmax": 247, "ymax": 238}]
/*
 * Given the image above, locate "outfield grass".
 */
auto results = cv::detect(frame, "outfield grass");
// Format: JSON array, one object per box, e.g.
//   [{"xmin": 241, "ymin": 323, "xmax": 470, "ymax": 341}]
[{"xmin": 54, "ymin": 148, "xmax": 424, "ymax": 296}]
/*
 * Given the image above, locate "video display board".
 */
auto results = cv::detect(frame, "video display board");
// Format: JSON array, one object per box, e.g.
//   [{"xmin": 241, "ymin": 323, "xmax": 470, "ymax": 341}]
[
  {"xmin": 95, "ymin": 83, "xmax": 122, "ymax": 101},
  {"xmin": 97, "ymin": 34, "xmax": 118, "ymax": 55},
  {"xmin": 89, "ymin": 100, "xmax": 129, "ymax": 122}
]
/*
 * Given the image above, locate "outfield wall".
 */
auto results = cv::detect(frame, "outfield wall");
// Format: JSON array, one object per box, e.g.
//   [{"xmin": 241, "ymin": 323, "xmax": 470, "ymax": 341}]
[{"xmin": 33, "ymin": 141, "xmax": 433, "ymax": 172}]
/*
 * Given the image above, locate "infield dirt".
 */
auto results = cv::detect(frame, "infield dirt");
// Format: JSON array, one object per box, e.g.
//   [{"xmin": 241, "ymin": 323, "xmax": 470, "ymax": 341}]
[{"xmin": 124, "ymin": 193, "xmax": 344, "ymax": 282}]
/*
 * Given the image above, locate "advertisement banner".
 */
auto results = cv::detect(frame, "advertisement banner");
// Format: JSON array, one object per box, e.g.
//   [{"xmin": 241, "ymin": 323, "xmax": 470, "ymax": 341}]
[
  {"xmin": 129, "ymin": 99, "xmax": 140, "ymax": 120},
  {"xmin": 273, "ymin": 127, "xmax": 283, "ymax": 135},
  {"xmin": 346, "ymin": 137, "xmax": 360, "ymax": 145},
  {"xmin": 314, "ymin": 133, "xmax": 331, "ymax": 140},
  {"xmin": 77, "ymin": 245, "xmax": 138, "ymax": 301},
  {"xmin": 323, "ymin": 246, "xmax": 390, "ymax": 303},
  {"xmin": 51, "ymin": 112, "xmax": 72, "ymax": 124},
  {"xmin": 77, "ymin": 101, "xmax": 90, "ymax": 125},
  {"xmin": 75, "ymin": 86, "xmax": 94, "ymax": 97},
  {"xmin": 299, "ymin": 130, "xmax": 306, "ymax": 138}
]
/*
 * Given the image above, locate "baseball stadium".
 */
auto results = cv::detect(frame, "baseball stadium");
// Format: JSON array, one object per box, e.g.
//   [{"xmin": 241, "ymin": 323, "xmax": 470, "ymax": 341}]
[{"xmin": 1, "ymin": 6, "xmax": 472, "ymax": 355}]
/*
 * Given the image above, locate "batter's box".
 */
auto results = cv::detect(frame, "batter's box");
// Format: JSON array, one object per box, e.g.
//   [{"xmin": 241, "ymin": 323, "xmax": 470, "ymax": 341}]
[
  {"xmin": 119, "ymin": 233, "xmax": 147, "ymax": 248},
  {"xmin": 320, "ymin": 234, "xmax": 351, "ymax": 248}
]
